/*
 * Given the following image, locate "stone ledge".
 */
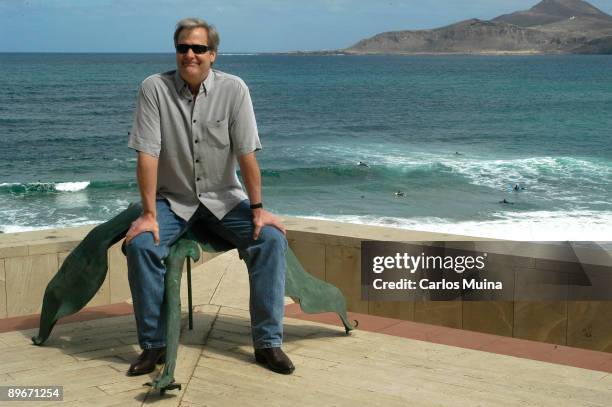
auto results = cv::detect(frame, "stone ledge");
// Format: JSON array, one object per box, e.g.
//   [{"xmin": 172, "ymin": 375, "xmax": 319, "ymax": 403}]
[{"xmin": 2, "ymin": 217, "xmax": 609, "ymax": 264}]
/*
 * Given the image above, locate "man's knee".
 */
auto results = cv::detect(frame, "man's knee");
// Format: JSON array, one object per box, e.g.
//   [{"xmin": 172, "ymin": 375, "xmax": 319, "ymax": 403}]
[
  {"xmin": 258, "ymin": 226, "xmax": 288, "ymax": 252},
  {"xmin": 126, "ymin": 232, "xmax": 156, "ymax": 257}
]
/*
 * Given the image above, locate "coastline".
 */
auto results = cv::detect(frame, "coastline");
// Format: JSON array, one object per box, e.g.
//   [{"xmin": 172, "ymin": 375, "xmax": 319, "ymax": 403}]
[
  {"xmin": 300, "ymin": 214, "xmax": 612, "ymax": 242},
  {"xmin": 271, "ymin": 49, "xmax": 555, "ymax": 56},
  {"xmin": 2, "ymin": 211, "xmax": 611, "ymax": 243}
]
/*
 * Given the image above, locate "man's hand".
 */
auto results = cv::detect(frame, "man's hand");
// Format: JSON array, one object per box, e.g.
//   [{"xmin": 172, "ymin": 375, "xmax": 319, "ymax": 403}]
[
  {"xmin": 252, "ymin": 208, "xmax": 286, "ymax": 240},
  {"xmin": 125, "ymin": 213, "xmax": 160, "ymax": 245}
]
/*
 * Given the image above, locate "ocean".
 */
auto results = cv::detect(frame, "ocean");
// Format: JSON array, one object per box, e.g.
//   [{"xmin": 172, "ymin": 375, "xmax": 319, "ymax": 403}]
[{"xmin": 1, "ymin": 53, "xmax": 611, "ymax": 240}]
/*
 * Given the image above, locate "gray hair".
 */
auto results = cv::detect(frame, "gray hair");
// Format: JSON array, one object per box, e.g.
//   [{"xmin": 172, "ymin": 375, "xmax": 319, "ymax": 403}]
[{"xmin": 173, "ymin": 18, "xmax": 220, "ymax": 52}]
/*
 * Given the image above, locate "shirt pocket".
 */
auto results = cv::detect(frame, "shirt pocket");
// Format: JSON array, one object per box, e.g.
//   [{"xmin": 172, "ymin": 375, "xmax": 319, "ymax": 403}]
[{"xmin": 206, "ymin": 118, "xmax": 230, "ymax": 148}]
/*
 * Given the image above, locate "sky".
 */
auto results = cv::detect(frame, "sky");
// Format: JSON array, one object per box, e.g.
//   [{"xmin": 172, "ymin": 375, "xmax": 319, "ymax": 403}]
[{"xmin": 1, "ymin": 0, "xmax": 612, "ymax": 53}]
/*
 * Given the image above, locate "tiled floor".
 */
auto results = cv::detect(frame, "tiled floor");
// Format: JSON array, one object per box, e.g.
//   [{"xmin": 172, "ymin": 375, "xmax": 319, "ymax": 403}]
[{"xmin": 285, "ymin": 302, "xmax": 612, "ymax": 373}]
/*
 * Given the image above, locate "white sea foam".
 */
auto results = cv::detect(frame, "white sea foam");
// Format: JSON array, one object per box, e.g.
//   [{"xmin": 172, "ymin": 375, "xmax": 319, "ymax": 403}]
[
  {"xmin": 327, "ymin": 147, "xmax": 611, "ymax": 204},
  {"xmin": 437, "ymin": 156, "xmax": 611, "ymax": 192},
  {"xmin": 0, "ymin": 220, "xmax": 100, "ymax": 234},
  {"xmin": 54, "ymin": 182, "xmax": 90, "ymax": 192},
  {"xmin": 335, "ymin": 146, "xmax": 611, "ymax": 185},
  {"xmin": 0, "ymin": 181, "xmax": 91, "ymax": 192},
  {"xmin": 301, "ymin": 210, "xmax": 612, "ymax": 241},
  {"xmin": 3, "ymin": 209, "xmax": 610, "ymax": 241}
]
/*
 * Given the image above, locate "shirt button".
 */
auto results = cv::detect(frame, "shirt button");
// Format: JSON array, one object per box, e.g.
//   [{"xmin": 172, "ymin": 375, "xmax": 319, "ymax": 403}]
[
  {"xmin": 194, "ymin": 139, "xmax": 199, "ymax": 143},
  {"xmin": 198, "ymin": 193, "xmax": 202, "ymax": 197},
  {"xmin": 195, "ymin": 158, "xmax": 200, "ymax": 163},
  {"xmin": 193, "ymin": 119, "xmax": 197, "ymax": 123},
  {"xmin": 196, "ymin": 177, "xmax": 201, "ymax": 181}
]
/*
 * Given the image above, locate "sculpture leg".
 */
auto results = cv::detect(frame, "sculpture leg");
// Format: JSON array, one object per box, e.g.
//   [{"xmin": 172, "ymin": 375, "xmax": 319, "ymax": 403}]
[
  {"xmin": 32, "ymin": 204, "xmax": 142, "ymax": 345},
  {"xmin": 285, "ymin": 248, "xmax": 356, "ymax": 334},
  {"xmin": 152, "ymin": 239, "xmax": 200, "ymax": 392},
  {"xmin": 126, "ymin": 198, "xmax": 187, "ymax": 350}
]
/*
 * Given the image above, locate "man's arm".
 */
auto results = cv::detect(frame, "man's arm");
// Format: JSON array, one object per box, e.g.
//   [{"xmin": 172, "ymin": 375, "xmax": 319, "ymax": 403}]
[
  {"xmin": 125, "ymin": 152, "xmax": 160, "ymax": 244},
  {"xmin": 238, "ymin": 152, "xmax": 286, "ymax": 240}
]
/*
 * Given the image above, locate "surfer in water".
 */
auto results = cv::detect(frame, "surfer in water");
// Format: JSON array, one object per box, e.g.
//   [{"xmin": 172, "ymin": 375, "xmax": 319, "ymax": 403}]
[
  {"xmin": 499, "ymin": 199, "xmax": 514, "ymax": 205},
  {"xmin": 358, "ymin": 161, "xmax": 369, "ymax": 168},
  {"xmin": 394, "ymin": 191, "xmax": 405, "ymax": 197}
]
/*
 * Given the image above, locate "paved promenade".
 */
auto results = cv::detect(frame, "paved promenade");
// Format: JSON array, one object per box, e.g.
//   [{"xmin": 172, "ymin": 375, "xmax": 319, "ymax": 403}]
[{"xmin": 1, "ymin": 251, "xmax": 611, "ymax": 406}]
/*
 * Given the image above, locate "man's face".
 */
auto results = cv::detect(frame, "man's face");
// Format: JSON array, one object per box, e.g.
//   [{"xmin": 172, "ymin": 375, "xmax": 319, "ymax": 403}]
[{"xmin": 175, "ymin": 27, "xmax": 217, "ymax": 86}]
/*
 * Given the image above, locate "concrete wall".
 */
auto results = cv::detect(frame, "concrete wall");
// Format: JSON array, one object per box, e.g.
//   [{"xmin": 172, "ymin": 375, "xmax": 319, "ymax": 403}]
[
  {"xmin": 283, "ymin": 218, "xmax": 612, "ymax": 353},
  {"xmin": 1, "ymin": 217, "xmax": 611, "ymax": 353},
  {"xmin": 0, "ymin": 225, "xmax": 213, "ymax": 319}
]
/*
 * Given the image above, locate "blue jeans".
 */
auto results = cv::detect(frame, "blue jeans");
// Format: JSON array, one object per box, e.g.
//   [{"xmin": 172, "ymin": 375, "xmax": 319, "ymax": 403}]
[{"xmin": 126, "ymin": 198, "xmax": 287, "ymax": 350}]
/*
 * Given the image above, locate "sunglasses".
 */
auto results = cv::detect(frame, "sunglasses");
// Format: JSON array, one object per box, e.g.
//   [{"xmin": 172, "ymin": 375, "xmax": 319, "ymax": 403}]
[{"xmin": 175, "ymin": 44, "xmax": 212, "ymax": 54}]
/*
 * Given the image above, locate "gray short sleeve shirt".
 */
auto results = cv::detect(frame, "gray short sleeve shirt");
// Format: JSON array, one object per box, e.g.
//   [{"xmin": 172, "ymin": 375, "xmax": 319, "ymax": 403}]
[{"xmin": 128, "ymin": 69, "xmax": 261, "ymax": 221}]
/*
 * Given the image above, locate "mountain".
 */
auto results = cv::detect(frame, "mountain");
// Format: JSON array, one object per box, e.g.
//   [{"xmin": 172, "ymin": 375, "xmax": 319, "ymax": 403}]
[
  {"xmin": 343, "ymin": 0, "xmax": 612, "ymax": 55},
  {"xmin": 571, "ymin": 35, "xmax": 612, "ymax": 53},
  {"xmin": 492, "ymin": 0, "xmax": 611, "ymax": 27},
  {"xmin": 345, "ymin": 19, "xmax": 576, "ymax": 54}
]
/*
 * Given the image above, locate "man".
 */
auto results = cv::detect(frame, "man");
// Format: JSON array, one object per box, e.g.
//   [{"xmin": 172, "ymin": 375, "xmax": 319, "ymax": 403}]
[{"xmin": 124, "ymin": 18, "xmax": 294, "ymax": 376}]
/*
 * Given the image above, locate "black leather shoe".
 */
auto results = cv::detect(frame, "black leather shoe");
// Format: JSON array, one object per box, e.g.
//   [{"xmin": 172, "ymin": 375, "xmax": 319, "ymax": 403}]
[
  {"xmin": 127, "ymin": 347, "xmax": 166, "ymax": 376},
  {"xmin": 254, "ymin": 347, "xmax": 295, "ymax": 374}
]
